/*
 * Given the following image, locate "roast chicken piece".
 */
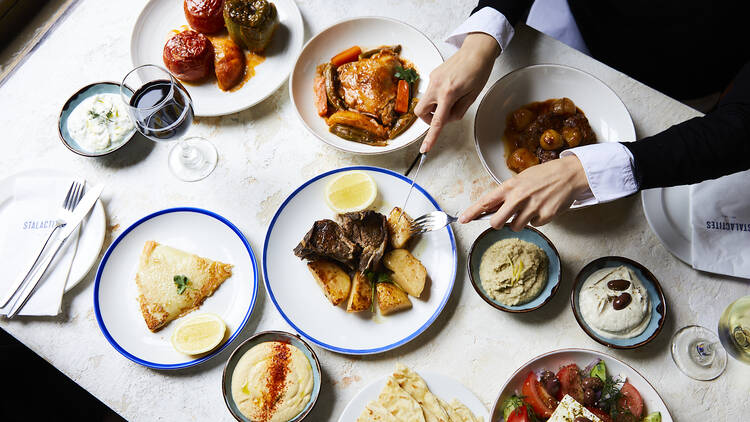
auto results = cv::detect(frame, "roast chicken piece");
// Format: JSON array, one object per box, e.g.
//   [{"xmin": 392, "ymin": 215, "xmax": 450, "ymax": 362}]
[{"xmin": 336, "ymin": 49, "xmax": 400, "ymax": 126}]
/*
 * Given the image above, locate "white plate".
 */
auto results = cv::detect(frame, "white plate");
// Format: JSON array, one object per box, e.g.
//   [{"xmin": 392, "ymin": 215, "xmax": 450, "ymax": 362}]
[
  {"xmin": 289, "ymin": 17, "xmax": 444, "ymax": 155},
  {"xmin": 339, "ymin": 371, "xmax": 490, "ymax": 422},
  {"xmin": 0, "ymin": 169, "xmax": 106, "ymax": 293},
  {"xmin": 263, "ymin": 166, "xmax": 457, "ymax": 354},
  {"xmin": 131, "ymin": 0, "xmax": 303, "ymax": 116},
  {"xmin": 492, "ymin": 348, "xmax": 673, "ymax": 421},
  {"xmin": 94, "ymin": 208, "xmax": 258, "ymax": 369},
  {"xmin": 475, "ymin": 64, "xmax": 636, "ymax": 184},
  {"xmin": 642, "ymin": 186, "xmax": 691, "ymax": 264}
]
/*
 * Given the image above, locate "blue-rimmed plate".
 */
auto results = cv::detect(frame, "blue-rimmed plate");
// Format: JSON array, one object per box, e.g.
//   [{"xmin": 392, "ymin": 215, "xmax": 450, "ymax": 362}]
[
  {"xmin": 571, "ymin": 256, "xmax": 667, "ymax": 349},
  {"xmin": 94, "ymin": 207, "xmax": 258, "ymax": 369},
  {"xmin": 222, "ymin": 331, "xmax": 321, "ymax": 421},
  {"xmin": 468, "ymin": 225, "xmax": 561, "ymax": 312},
  {"xmin": 58, "ymin": 81, "xmax": 137, "ymax": 157},
  {"xmin": 263, "ymin": 166, "xmax": 457, "ymax": 355}
]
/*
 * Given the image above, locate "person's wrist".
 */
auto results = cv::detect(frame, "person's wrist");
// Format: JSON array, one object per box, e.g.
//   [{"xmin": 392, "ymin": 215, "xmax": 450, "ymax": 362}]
[
  {"xmin": 561, "ymin": 154, "xmax": 590, "ymax": 196},
  {"xmin": 461, "ymin": 32, "xmax": 501, "ymax": 60}
]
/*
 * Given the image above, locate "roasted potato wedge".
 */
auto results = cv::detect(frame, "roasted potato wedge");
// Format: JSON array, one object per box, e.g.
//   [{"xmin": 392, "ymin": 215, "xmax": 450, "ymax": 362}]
[
  {"xmin": 387, "ymin": 207, "xmax": 413, "ymax": 249},
  {"xmin": 383, "ymin": 249, "xmax": 426, "ymax": 298},
  {"xmin": 307, "ymin": 260, "xmax": 351, "ymax": 306},
  {"xmin": 346, "ymin": 272, "xmax": 373, "ymax": 312},
  {"xmin": 376, "ymin": 282, "xmax": 412, "ymax": 315}
]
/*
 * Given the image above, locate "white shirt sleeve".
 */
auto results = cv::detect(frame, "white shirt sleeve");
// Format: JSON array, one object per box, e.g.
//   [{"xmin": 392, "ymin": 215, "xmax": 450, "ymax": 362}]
[
  {"xmin": 445, "ymin": 7, "xmax": 515, "ymax": 52},
  {"xmin": 560, "ymin": 143, "xmax": 639, "ymax": 206}
]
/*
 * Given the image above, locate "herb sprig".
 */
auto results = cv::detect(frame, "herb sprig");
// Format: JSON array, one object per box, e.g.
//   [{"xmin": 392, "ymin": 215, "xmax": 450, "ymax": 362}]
[
  {"xmin": 173, "ymin": 275, "xmax": 191, "ymax": 295},
  {"xmin": 366, "ymin": 271, "xmax": 392, "ymax": 312},
  {"xmin": 394, "ymin": 65, "xmax": 419, "ymax": 84}
]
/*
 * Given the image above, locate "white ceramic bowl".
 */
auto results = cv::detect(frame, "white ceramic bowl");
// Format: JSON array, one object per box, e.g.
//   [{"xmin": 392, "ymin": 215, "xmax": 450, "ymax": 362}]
[
  {"xmin": 131, "ymin": 0, "xmax": 304, "ymax": 116},
  {"xmin": 289, "ymin": 17, "xmax": 444, "ymax": 155},
  {"xmin": 492, "ymin": 348, "xmax": 673, "ymax": 421},
  {"xmin": 475, "ymin": 64, "xmax": 636, "ymax": 183}
]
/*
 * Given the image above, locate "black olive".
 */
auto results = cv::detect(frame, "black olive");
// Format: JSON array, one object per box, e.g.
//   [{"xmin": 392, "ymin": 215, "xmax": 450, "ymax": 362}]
[
  {"xmin": 613, "ymin": 292, "xmax": 633, "ymax": 310},
  {"xmin": 596, "ymin": 399, "xmax": 610, "ymax": 411},
  {"xmin": 539, "ymin": 370, "xmax": 561, "ymax": 397},
  {"xmin": 583, "ymin": 388, "xmax": 597, "ymax": 406},
  {"xmin": 607, "ymin": 279, "xmax": 631, "ymax": 291},
  {"xmin": 582, "ymin": 376, "xmax": 604, "ymax": 391}
]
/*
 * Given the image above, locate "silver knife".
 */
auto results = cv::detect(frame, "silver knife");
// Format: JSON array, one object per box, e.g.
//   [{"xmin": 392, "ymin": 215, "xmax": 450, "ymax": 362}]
[
  {"xmin": 398, "ymin": 153, "xmax": 427, "ymax": 222},
  {"xmin": 6, "ymin": 184, "xmax": 104, "ymax": 318}
]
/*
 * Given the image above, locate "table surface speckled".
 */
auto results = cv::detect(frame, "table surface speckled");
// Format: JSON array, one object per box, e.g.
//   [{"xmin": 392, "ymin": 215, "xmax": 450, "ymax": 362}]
[{"xmin": 1, "ymin": 1, "xmax": 748, "ymax": 421}]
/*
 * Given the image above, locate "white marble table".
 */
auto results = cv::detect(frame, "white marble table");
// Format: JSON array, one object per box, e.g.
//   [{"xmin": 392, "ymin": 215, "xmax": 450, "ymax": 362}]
[{"xmin": 1, "ymin": 1, "xmax": 749, "ymax": 420}]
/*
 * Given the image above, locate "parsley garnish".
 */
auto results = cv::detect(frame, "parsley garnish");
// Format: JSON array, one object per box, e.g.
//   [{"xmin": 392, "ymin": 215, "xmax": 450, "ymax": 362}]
[
  {"xmin": 366, "ymin": 271, "xmax": 393, "ymax": 312},
  {"xmin": 174, "ymin": 275, "xmax": 190, "ymax": 295},
  {"xmin": 394, "ymin": 65, "xmax": 419, "ymax": 84}
]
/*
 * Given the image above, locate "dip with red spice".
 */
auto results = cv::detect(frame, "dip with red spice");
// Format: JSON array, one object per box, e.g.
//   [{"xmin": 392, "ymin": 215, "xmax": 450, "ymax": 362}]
[{"xmin": 231, "ymin": 341, "xmax": 313, "ymax": 422}]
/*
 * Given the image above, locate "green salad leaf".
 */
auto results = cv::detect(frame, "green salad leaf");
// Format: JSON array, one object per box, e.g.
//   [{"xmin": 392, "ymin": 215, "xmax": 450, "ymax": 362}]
[
  {"xmin": 642, "ymin": 412, "xmax": 662, "ymax": 422},
  {"xmin": 173, "ymin": 275, "xmax": 190, "ymax": 295},
  {"xmin": 590, "ymin": 360, "xmax": 607, "ymax": 382}
]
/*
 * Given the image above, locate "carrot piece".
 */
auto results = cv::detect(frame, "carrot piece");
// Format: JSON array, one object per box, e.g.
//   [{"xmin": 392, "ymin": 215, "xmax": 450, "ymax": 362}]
[
  {"xmin": 313, "ymin": 75, "xmax": 328, "ymax": 117},
  {"xmin": 331, "ymin": 46, "xmax": 362, "ymax": 66},
  {"xmin": 395, "ymin": 79, "xmax": 409, "ymax": 114}
]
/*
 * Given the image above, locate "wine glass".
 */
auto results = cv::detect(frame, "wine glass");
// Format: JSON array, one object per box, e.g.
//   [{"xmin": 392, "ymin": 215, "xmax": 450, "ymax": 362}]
[
  {"xmin": 671, "ymin": 295, "xmax": 750, "ymax": 380},
  {"xmin": 120, "ymin": 64, "xmax": 217, "ymax": 181}
]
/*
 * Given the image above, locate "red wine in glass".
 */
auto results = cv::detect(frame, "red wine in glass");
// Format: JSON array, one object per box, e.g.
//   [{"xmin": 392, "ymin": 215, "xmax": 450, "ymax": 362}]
[{"xmin": 129, "ymin": 79, "xmax": 193, "ymax": 142}]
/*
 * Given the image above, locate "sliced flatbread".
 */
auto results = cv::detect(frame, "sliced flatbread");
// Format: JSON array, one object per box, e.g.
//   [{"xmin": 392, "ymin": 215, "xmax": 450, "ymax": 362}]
[
  {"xmin": 357, "ymin": 401, "xmax": 400, "ymax": 422},
  {"xmin": 376, "ymin": 377, "xmax": 426, "ymax": 422},
  {"xmin": 392, "ymin": 364, "xmax": 452, "ymax": 422},
  {"xmin": 439, "ymin": 399, "xmax": 463, "ymax": 422},
  {"xmin": 135, "ymin": 241, "xmax": 233, "ymax": 332},
  {"xmin": 448, "ymin": 399, "xmax": 482, "ymax": 422}
]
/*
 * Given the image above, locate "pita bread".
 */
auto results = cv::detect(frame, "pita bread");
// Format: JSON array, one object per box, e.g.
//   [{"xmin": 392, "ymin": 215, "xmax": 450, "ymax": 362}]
[
  {"xmin": 392, "ymin": 364, "xmax": 452, "ymax": 422},
  {"xmin": 376, "ymin": 377, "xmax": 426, "ymax": 422},
  {"xmin": 356, "ymin": 401, "xmax": 400, "ymax": 422}
]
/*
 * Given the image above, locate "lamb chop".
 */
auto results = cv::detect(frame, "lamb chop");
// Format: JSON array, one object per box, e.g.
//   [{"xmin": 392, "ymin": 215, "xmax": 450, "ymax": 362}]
[{"xmin": 293, "ymin": 219, "xmax": 360, "ymax": 270}]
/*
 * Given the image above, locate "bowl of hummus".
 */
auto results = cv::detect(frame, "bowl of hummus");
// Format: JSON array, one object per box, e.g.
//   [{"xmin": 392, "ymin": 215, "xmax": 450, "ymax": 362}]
[
  {"xmin": 222, "ymin": 331, "xmax": 321, "ymax": 422},
  {"xmin": 468, "ymin": 225, "xmax": 561, "ymax": 313},
  {"xmin": 572, "ymin": 257, "xmax": 667, "ymax": 349}
]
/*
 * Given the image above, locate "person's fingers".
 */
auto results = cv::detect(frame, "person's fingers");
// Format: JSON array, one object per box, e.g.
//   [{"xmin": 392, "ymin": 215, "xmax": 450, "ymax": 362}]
[
  {"xmin": 414, "ymin": 95, "xmax": 435, "ymax": 123},
  {"xmin": 459, "ymin": 186, "xmax": 505, "ymax": 223},
  {"xmin": 510, "ymin": 206, "xmax": 536, "ymax": 232},
  {"xmin": 450, "ymin": 91, "xmax": 478, "ymax": 121},
  {"xmin": 489, "ymin": 197, "xmax": 521, "ymax": 229},
  {"xmin": 420, "ymin": 100, "xmax": 451, "ymax": 153}
]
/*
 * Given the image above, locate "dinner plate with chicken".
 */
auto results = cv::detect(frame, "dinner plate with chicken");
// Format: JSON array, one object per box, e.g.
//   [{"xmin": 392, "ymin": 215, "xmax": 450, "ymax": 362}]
[
  {"xmin": 263, "ymin": 166, "xmax": 457, "ymax": 354},
  {"xmin": 474, "ymin": 64, "xmax": 636, "ymax": 190},
  {"xmin": 131, "ymin": 0, "xmax": 303, "ymax": 116},
  {"xmin": 289, "ymin": 17, "xmax": 444, "ymax": 154},
  {"xmin": 94, "ymin": 207, "xmax": 258, "ymax": 369}
]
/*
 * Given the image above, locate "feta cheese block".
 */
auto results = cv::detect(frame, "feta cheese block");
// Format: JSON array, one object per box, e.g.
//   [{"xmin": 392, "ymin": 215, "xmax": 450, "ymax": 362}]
[{"xmin": 548, "ymin": 395, "xmax": 603, "ymax": 422}]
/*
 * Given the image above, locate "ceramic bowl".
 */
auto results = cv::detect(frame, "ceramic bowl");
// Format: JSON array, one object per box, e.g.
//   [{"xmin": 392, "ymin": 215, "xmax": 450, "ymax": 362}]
[
  {"xmin": 58, "ymin": 81, "xmax": 137, "ymax": 157},
  {"xmin": 289, "ymin": 16, "xmax": 444, "ymax": 155},
  {"xmin": 571, "ymin": 256, "xmax": 667, "ymax": 349},
  {"xmin": 222, "ymin": 330, "xmax": 322, "ymax": 421},
  {"xmin": 468, "ymin": 225, "xmax": 561, "ymax": 313},
  {"xmin": 491, "ymin": 348, "xmax": 674, "ymax": 421},
  {"xmin": 474, "ymin": 64, "xmax": 635, "ymax": 186}
]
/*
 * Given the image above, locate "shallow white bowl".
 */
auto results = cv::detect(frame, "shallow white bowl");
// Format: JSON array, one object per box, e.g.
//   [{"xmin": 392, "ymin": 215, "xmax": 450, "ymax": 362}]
[
  {"xmin": 131, "ymin": 0, "xmax": 304, "ymax": 116},
  {"xmin": 475, "ymin": 64, "xmax": 636, "ymax": 183},
  {"xmin": 492, "ymin": 348, "xmax": 673, "ymax": 421},
  {"xmin": 289, "ymin": 17, "xmax": 444, "ymax": 155}
]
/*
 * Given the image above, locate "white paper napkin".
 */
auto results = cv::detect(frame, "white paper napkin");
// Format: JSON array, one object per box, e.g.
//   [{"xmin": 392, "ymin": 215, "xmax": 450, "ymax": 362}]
[
  {"xmin": 690, "ymin": 170, "xmax": 750, "ymax": 279},
  {"xmin": 0, "ymin": 177, "xmax": 80, "ymax": 316}
]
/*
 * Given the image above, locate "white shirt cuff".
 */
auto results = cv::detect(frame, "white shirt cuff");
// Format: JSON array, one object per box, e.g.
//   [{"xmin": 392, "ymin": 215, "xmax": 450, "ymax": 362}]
[
  {"xmin": 560, "ymin": 143, "xmax": 639, "ymax": 206},
  {"xmin": 445, "ymin": 7, "xmax": 514, "ymax": 52}
]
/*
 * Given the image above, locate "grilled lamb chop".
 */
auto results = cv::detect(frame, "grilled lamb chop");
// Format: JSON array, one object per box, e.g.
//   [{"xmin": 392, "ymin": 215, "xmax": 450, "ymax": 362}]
[
  {"xmin": 293, "ymin": 219, "xmax": 360, "ymax": 270},
  {"xmin": 338, "ymin": 210, "xmax": 389, "ymax": 273}
]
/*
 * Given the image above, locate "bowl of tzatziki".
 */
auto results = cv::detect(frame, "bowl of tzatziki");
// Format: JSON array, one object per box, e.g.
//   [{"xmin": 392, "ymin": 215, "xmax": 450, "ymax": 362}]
[{"xmin": 59, "ymin": 82, "xmax": 137, "ymax": 157}]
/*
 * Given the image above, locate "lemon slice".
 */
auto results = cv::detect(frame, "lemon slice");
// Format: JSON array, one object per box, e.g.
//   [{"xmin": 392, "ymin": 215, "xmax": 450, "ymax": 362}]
[
  {"xmin": 325, "ymin": 170, "xmax": 378, "ymax": 213},
  {"xmin": 171, "ymin": 313, "xmax": 226, "ymax": 355}
]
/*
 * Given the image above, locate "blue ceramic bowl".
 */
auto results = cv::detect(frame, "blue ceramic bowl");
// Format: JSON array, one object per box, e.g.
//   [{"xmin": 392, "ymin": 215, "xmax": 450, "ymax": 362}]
[
  {"xmin": 222, "ymin": 330, "xmax": 321, "ymax": 421},
  {"xmin": 58, "ymin": 81, "xmax": 136, "ymax": 157},
  {"xmin": 468, "ymin": 225, "xmax": 561, "ymax": 313},
  {"xmin": 571, "ymin": 256, "xmax": 667, "ymax": 349}
]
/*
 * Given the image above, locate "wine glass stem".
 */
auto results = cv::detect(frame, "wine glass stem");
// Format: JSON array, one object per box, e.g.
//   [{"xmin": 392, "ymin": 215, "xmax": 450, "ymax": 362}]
[
  {"xmin": 180, "ymin": 140, "xmax": 202, "ymax": 169},
  {"xmin": 693, "ymin": 341, "xmax": 718, "ymax": 366}
]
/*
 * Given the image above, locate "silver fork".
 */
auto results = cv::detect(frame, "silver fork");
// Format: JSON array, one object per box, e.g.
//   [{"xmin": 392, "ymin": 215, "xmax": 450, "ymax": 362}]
[
  {"xmin": 0, "ymin": 180, "xmax": 84, "ymax": 308},
  {"xmin": 410, "ymin": 210, "xmax": 493, "ymax": 234}
]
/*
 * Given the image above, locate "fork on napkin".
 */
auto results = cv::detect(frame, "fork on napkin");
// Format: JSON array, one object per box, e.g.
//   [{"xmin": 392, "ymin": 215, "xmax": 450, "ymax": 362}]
[{"xmin": 0, "ymin": 177, "xmax": 81, "ymax": 316}]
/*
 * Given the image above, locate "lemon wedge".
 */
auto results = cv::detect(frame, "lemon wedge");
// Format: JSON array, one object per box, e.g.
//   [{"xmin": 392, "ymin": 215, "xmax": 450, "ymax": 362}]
[
  {"xmin": 325, "ymin": 170, "xmax": 378, "ymax": 213},
  {"xmin": 171, "ymin": 313, "xmax": 226, "ymax": 355}
]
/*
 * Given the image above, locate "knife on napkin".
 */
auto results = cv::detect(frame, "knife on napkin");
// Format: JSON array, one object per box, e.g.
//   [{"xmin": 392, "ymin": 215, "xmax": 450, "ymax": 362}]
[{"xmin": 6, "ymin": 184, "xmax": 104, "ymax": 318}]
